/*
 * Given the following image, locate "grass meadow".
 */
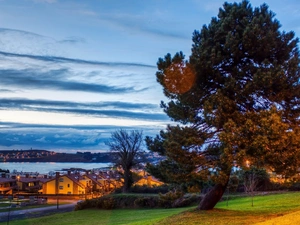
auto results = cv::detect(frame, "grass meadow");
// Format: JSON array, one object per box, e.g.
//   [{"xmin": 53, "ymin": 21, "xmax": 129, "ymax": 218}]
[{"xmin": 2, "ymin": 192, "xmax": 300, "ymax": 225}]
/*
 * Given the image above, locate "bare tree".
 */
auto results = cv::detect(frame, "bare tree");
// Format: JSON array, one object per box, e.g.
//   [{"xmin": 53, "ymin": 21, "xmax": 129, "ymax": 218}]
[
  {"xmin": 243, "ymin": 172, "xmax": 259, "ymax": 207},
  {"xmin": 106, "ymin": 129, "xmax": 144, "ymax": 192}
]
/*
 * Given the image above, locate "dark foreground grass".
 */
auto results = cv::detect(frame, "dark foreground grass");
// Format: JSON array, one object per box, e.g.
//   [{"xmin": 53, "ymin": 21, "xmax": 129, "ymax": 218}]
[
  {"xmin": 0, "ymin": 207, "xmax": 192, "ymax": 225},
  {"xmin": 2, "ymin": 192, "xmax": 300, "ymax": 225}
]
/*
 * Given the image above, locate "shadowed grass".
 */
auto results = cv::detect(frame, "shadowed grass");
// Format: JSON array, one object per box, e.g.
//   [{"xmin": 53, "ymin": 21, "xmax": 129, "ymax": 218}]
[{"xmin": 0, "ymin": 207, "xmax": 192, "ymax": 225}]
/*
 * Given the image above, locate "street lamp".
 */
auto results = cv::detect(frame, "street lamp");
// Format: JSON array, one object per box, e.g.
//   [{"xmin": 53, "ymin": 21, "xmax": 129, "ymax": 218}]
[
  {"xmin": 17, "ymin": 175, "xmax": 20, "ymax": 195},
  {"xmin": 17, "ymin": 175, "xmax": 20, "ymax": 205}
]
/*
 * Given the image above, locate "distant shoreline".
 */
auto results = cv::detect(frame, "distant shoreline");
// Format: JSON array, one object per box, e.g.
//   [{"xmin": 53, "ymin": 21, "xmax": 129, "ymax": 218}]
[{"xmin": 0, "ymin": 149, "xmax": 115, "ymax": 163}]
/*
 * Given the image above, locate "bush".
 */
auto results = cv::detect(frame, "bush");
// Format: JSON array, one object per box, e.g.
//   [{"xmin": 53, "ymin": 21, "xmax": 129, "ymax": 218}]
[
  {"xmin": 158, "ymin": 190, "xmax": 184, "ymax": 208},
  {"xmin": 134, "ymin": 197, "xmax": 159, "ymax": 208},
  {"xmin": 288, "ymin": 182, "xmax": 300, "ymax": 191},
  {"xmin": 172, "ymin": 194, "xmax": 200, "ymax": 208},
  {"xmin": 113, "ymin": 185, "xmax": 170, "ymax": 194},
  {"xmin": 75, "ymin": 192, "xmax": 200, "ymax": 210},
  {"xmin": 75, "ymin": 197, "xmax": 116, "ymax": 210},
  {"xmin": 101, "ymin": 198, "xmax": 116, "ymax": 209}
]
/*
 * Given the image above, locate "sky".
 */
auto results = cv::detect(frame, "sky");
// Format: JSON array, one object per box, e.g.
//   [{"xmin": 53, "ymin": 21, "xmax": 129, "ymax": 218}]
[{"xmin": 0, "ymin": 0, "xmax": 299, "ymax": 152}]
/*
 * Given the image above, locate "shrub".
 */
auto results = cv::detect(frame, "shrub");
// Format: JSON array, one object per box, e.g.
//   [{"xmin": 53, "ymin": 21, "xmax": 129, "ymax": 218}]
[
  {"xmin": 134, "ymin": 197, "xmax": 159, "ymax": 208},
  {"xmin": 101, "ymin": 198, "xmax": 115, "ymax": 209},
  {"xmin": 75, "ymin": 192, "xmax": 199, "ymax": 210},
  {"xmin": 75, "ymin": 197, "xmax": 116, "ymax": 210},
  {"xmin": 288, "ymin": 182, "xmax": 300, "ymax": 191},
  {"xmin": 172, "ymin": 194, "xmax": 200, "ymax": 208},
  {"xmin": 158, "ymin": 190, "xmax": 184, "ymax": 208}
]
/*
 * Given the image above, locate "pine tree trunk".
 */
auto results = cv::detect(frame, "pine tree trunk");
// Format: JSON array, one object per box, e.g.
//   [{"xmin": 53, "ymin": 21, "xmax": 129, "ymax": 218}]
[{"xmin": 197, "ymin": 177, "xmax": 230, "ymax": 210}]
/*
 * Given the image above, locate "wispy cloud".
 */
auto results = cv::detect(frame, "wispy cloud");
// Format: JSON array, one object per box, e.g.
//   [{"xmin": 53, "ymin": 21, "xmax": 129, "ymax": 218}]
[
  {"xmin": 0, "ymin": 89, "xmax": 13, "ymax": 93},
  {"xmin": 0, "ymin": 68, "xmax": 146, "ymax": 94},
  {"xmin": 0, "ymin": 51, "xmax": 155, "ymax": 68},
  {"xmin": 0, "ymin": 98, "xmax": 158, "ymax": 110},
  {"xmin": 0, "ymin": 98, "xmax": 166, "ymax": 121},
  {"xmin": 0, "ymin": 121, "xmax": 163, "ymax": 150},
  {"xmin": 59, "ymin": 36, "xmax": 86, "ymax": 44}
]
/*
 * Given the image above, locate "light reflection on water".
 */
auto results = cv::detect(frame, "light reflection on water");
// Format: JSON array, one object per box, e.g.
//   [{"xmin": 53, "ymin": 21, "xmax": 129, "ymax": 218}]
[{"xmin": 0, "ymin": 162, "xmax": 112, "ymax": 174}]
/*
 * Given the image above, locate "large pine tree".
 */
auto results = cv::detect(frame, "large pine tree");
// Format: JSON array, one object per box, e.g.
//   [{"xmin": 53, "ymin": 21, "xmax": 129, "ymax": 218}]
[{"xmin": 146, "ymin": 0, "xmax": 300, "ymax": 210}]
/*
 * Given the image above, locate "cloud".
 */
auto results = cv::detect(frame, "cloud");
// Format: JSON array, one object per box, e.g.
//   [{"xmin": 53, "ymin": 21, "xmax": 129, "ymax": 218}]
[
  {"xmin": 0, "ymin": 28, "xmax": 63, "ymax": 56},
  {"xmin": 36, "ymin": 136, "xmax": 49, "ymax": 143},
  {"xmin": 0, "ymin": 121, "xmax": 163, "ymax": 150},
  {"xmin": 0, "ymin": 98, "xmax": 158, "ymax": 110},
  {"xmin": 0, "ymin": 69, "xmax": 143, "ymax": 94},
  {"xmin": 0, "ymin": 28, "xmax": 48, "ymax": 38},
  {"xmin": 0, "ymin": 50, "xmax": 155, "ymax": 68},
  {"xmin": 0, "ymin": 89, "xmax": 13, "ymax": 93},
  {"xmin": 59, "ymin": 36, "xmax": 86, "ymax": 44},
  {"xmin": 0, "ymin": 98, "xmax": 167, "ymax": 121}
]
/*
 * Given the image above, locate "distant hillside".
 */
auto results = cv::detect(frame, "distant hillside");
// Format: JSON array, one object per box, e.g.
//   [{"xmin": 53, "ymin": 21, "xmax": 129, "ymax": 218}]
[
  {"xmin": 0, "ymin": 149, "xmax": 161, "ymax": 163},
  {"xmin": 0, "ymin": 150, "xmax": 115, "ymax": 163}
]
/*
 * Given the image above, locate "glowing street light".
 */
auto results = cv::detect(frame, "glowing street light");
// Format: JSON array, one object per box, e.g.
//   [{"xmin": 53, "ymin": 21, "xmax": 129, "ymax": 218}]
[
  {"xmin": 17, "ymin": 175, "xmax": 20, "ymax": 195},
  {"xmin": 246, "ymin": 160, "xmax": 250, "ymax": 167}
]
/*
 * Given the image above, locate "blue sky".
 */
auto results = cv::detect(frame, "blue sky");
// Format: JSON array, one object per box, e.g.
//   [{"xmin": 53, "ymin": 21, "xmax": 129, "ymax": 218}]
[{"xmin": 0, "ymin": 0, "xmax": 299, "ymax": 152}]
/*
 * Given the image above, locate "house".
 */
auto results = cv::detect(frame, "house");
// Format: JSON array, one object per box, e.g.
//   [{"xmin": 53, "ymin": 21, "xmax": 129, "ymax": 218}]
[
  {"xmin": 83, "ymin": 171, "xmax": 122, "ymax": 195},
  {"xmin": 0, "ymin": 173, "xmax": 17, "ymax": 194},
  {"xmin": 133, "ymin": 169, "xmax": 164, "ymax": 187},
  {"xmin": 17, "ymin": 174, "xmax": 42, "ymax": 193},
  {"xmin": 42, "ymin": 171, "xmax": 86, "ymax": 195}
]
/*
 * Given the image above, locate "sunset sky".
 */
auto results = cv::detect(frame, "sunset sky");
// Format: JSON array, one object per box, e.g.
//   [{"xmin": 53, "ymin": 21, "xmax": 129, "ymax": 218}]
[{"xmin": 0, "ymin": 0, "xmax": 299, "ymax": 152}]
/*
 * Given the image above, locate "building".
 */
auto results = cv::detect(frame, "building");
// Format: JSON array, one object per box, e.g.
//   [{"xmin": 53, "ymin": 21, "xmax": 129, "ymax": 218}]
[
  {"xmin": 42, "ymin": 172, "xmax": 86, "ymax": 195},
  {"xmin": 0, "ymin": 173, "xmax": 17, "ymax": 194},
  {"xmin": 133, "ymin": 169, "xmax": 164, "ymax": 187}
]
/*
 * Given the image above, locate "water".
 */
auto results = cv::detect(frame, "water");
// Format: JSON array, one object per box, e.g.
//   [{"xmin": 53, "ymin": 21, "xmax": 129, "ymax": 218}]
[{"xmin": 0, "ymin": 162, "xmax": 112, "ymax": 174}]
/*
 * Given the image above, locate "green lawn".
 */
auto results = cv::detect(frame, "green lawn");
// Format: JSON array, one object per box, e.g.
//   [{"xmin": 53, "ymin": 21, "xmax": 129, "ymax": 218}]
[
  {"xmin": 157, "ymin": 192, "xmax": 300, "ymax": 225},
  {"xmin": 0, "ymin": 207, "xmax": 192, "ymax": 225},
  {"xmin": 2, "ymin": 192, "xmax": 300, "ymax": 225}
]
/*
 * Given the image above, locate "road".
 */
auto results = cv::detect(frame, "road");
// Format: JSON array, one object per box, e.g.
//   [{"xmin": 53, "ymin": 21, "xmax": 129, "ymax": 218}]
[{"xmin": 0, "ymin": 202, "xmax": 77, "ymax": 223}]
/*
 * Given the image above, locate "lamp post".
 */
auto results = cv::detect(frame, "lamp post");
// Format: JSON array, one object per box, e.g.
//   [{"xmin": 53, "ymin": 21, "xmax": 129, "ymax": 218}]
[
  {"xmin": 17, "ymin": 175, "xmax": 20, "ymax": 195},
  {"xmin": 17, "ymin": 175, "xmax": 20, "ymax": 205}
]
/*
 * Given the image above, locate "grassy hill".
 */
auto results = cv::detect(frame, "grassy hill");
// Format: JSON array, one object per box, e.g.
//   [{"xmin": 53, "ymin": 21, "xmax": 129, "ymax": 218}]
[{"xmin": 2, "ymin": 192, "xmax": 300, "ymax": 225}]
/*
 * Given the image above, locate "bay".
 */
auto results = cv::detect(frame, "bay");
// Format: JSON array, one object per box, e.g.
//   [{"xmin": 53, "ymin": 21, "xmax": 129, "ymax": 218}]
[{"xmin": 0, "ymin": 162, "xmax": 112, "ymax": 174}]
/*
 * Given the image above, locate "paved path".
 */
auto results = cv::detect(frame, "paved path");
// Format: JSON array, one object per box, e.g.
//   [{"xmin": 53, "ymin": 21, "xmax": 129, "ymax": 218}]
[{"xmin": 0, "ymin": 203, "xmax": 76, "ymax": 223}]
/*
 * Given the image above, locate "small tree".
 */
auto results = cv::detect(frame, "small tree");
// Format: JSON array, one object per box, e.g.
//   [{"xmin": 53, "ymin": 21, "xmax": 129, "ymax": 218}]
[
  {"xmin": 243, "ymin": 171, "xmax": 259, "ymax": 207},
  {"xmin": 240, "ymin": 167, "xmax": 270, "ymax": 206},
  {"xmin": 106, "ymin": 129, "xmax": 144, "ymax": 192}
]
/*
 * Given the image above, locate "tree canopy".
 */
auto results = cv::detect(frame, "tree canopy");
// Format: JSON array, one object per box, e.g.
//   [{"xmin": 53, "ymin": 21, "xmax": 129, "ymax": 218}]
[{"xmin": 146, "ymin": 0, "xmax": 300, "ymax": 210}]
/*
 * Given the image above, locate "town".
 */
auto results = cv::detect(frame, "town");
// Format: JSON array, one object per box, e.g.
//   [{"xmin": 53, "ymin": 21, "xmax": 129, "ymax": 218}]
[
  {"xmin": 0, "ymin": 166, "xmax": 163, "ymax": 206},
  {"xmin": 0, "ymin": 150, "xmax": 113, "ymax": 163},
  {"xmin": 0, "ymin": 149, "xmax": 160, "ymax": 163}
]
